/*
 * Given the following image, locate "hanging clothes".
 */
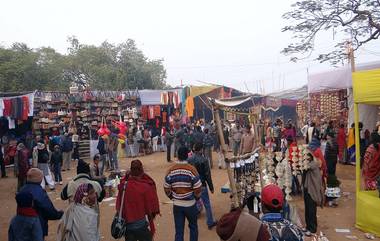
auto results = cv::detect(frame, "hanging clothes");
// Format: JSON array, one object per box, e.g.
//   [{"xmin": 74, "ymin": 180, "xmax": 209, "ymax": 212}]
[
  {"xmin": 141, "ymin": 106, "xmax": 148, "ymax": 120},
  {"xmin": 11, "ymin": 98, "xmax": 18, "ymax": 119},
  {"xmin": 162, "ymin": 111, "xmax": 167, "ymax": 123},
  {"xmin": 154, "ymin": 105, "xmax": 161, "ymax": 117},
  {"xmin": 0, "ymin": 99, "xmax": 4, "ymax": 116},
  {"xmin": 7, "ymin": 117, "xmax": 15, "ymax": 129},
  {"xmin": 173, "ymin": 92, "xmax": 179, "ymax": 109},
  {"xmin": 3, "ymin": 99, "xmax": 11, "ymax": 117},
  {"xmin": 168, "ymin": 92, "xmax": 173, "ymax": 105},
  {"xmin": 185, "ymin": 97, "xmax": 194, "ymax": 118},
  {"xmin": 22, "ymin": 96, "xmax": 29, "ymax": 120},
  {"xmin": 148, "ymin": 106, "xmax": 155, "ymax": 119}
]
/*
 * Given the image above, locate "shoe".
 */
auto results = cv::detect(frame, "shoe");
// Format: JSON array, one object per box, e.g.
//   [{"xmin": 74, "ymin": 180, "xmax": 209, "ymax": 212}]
[
  {"xmin": 59, "ymin": 181, "xmax": 63, "ymax": 185},
  {"xmin": 304, "ymin": 231, "xmax": 312, "ymax": 237},
  {"xmin": 61, "ymin": 169, "xmax": 66, "ymax": 172},
  {"xmin": 208, "ymin": 221, "xmax": 218, "ymax": 230},
  {"xmin": 218, "ymin": 166, "xmax": 222, "ymax": 169}
]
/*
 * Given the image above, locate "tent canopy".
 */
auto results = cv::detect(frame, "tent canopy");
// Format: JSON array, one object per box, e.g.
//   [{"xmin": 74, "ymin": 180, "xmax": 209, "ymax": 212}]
[{"xmin": 308, "ymin": 61, "xmax": 380, "ymax": 93}]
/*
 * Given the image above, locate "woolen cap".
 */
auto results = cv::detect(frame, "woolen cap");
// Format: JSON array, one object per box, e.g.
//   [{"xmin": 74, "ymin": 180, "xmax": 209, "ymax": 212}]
[{"xmin": 27, "ymin": 168, "xmax": 43, "ymax": 183}]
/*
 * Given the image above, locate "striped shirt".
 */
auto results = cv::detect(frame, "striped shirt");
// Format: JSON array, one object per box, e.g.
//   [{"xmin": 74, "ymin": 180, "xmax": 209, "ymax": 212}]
[{"xmin": 164, "ymin": 162, "xmax": 202, "ymax": 207}]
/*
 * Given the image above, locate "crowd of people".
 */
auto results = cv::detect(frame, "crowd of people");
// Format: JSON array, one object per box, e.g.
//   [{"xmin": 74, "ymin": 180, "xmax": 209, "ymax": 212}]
[{"xmin": 2, "ymin": 116, "xmax": 380, "ymax": 241}]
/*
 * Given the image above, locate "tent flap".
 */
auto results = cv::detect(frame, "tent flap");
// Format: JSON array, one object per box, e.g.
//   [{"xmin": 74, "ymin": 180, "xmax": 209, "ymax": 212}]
[{"xmin": 353, "ymin": 69, "xmax": 380, "ymax": 105}]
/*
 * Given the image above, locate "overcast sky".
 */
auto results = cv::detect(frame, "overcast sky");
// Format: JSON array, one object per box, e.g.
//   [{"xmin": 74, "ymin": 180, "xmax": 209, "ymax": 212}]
[{"xmin": 1, "ymin": 0, "xmax": 379, "ymax": 93}]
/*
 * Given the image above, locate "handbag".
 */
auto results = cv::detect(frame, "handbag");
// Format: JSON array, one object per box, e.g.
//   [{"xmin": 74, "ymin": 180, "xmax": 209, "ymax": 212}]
[{"xmin": 111, "ymin": 180, "xmax": 128, "ymax": 239}]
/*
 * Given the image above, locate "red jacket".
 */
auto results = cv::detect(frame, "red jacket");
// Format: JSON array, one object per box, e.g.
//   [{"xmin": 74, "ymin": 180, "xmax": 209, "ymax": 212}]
[{"xmin": 116, "ymin": 173, "xmax": 160, "ymax": 232}]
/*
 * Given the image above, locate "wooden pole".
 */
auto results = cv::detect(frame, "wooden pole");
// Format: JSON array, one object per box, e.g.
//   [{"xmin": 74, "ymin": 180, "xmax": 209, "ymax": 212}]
[{"xmin": 213, "ymin": 104, "xmax": 239, "ymax": 208}]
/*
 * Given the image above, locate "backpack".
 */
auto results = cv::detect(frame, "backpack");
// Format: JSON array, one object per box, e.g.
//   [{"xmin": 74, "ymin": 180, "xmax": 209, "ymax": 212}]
[{"xmin": 262, "ymin": 215, "xmax": 303, "ymax": 241}]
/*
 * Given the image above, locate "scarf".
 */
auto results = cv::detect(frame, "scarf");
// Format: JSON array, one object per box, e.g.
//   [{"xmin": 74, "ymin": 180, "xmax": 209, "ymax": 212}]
[
  {"xmin": 17, "ymin": 207, "xmax": 38, "ymax": 217},
  {"xmin": 304, "ymin": 160, "xmax": 324, "ymax": 206}
]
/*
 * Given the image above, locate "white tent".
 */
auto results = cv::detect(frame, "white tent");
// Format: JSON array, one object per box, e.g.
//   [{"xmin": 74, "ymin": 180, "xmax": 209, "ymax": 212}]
[{"xmin": 308, "ymin": 61, "xmax": 380, "ymax": 132}]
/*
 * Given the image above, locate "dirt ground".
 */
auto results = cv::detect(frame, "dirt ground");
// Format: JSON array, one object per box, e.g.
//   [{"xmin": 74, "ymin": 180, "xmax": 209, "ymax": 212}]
[{"xmin": 0, "ymin": 151, "xmax": 378, "ymax": 241}]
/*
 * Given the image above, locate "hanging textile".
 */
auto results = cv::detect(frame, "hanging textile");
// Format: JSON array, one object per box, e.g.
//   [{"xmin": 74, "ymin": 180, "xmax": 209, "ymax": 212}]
[
  {"xmin": 162, "ymin": 111, "xmax": 167, "ymax": 123},
  {"xmin": 154, "ymin": 105, "xmax": 161, "ymax": 117},
  {"xmin": 141, "ymin": 106, "xmax": 148, "ymax": 120},
  {"xmin": 3, "ymin": 99, "xmax": 11, "ymax": 117},
  {"xmin": 148, "ymin": 106, "xmax": 155, "ymax": 119},
  {"xmin": 0, "ymin": 99, "xmax": 4, "ymax": 116},
  {"xmin": 173, "ymin": 92, "xmax": 179, "ymax": 109},
  {"xmin": 185, "ymin": 97, "xmax": 194, "ymax": 118},
  {"xmin": 7, "ymin": 117, "xmax": 15, "ymax": 129}
]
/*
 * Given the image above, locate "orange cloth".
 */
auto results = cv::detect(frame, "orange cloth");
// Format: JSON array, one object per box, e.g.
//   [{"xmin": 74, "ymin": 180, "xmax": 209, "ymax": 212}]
[{"xmin": 185, "ymin": 97, "xmax": 194, "ymax": 118}]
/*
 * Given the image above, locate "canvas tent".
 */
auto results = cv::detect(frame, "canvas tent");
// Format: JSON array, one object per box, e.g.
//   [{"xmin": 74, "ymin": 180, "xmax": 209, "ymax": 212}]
[{"xmin": 352, "ymin": 68, "xmax": 380, "ymax": 236}]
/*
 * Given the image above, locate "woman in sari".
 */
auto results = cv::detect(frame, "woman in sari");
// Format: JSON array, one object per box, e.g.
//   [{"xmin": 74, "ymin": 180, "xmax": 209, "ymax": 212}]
[
  {"xmin": 362, "ymin": 134, "xmax": 380, "ymax": 190},
  {"xmin": 337, "ymin": 124, "xmax": 347, "ymax": 163},
  {"xmin": 57, "ymin": 183, "xmax": 100, "ymax": 241}
]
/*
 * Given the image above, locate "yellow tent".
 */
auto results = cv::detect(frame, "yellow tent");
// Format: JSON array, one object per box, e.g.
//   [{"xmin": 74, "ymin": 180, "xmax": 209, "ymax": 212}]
[{"xmin": 352, "ymin": 68, "xmax": 380, "ymax": 236}]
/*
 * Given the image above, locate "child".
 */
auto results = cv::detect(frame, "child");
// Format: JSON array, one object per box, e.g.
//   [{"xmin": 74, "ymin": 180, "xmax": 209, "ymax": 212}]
[
  {"xmin": 325, "ymin": 174, "xmax": 341, "ymax": 207},
  {"xmin": 50, "ymin": 145, "xmax": 63, "ymax": 185},
  {"xmin": 8, "ymin": 192, "xmax": 43, "ymax": 241}
]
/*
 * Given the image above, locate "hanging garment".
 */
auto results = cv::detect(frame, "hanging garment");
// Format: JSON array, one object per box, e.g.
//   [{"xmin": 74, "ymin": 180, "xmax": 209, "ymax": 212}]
[
  {"xmin": 162, "ymin": 111, "xmax": 167, "ymax": 123},
  {"xmin": 185, "ymin": 97, "xmax": 194, "ymax": 118},
  {"xmin": 173, "ymin": 92, "xmax": 179, "ymax": 109},
  {"xmin": 8, "ymin": 117, "xmax": 15, "ymax": 129},
  {"xmin": 154, "ymin": 105, "xmax": 161, "ymax": 117},
  {"xmin": 141, "ymin": 106, "xmax": 148, "ymax": 120},
  {"xmin": 16, "ymin": 97, "xmax": 24, "ymax": 120},
  {"xmin": 148, "ymin": 106, "xmax": 155, "ymax": 119},
  {"xmin": 168, "ymin": 92, "xmax": 174, "ymax": 105},
  {"xmin": 3, "ymin": 99, "xmax": 11, "ymax": 117},
  {"xmin": 0, "ymin": 99, "xmax": 4, "ymax": 117},
  {"xmin": 11, "ymin": 98, "xmax": 18, "ymax": 119}
]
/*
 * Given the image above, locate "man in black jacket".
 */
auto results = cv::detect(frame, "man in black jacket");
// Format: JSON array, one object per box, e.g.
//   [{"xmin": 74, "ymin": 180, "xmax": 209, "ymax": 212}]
[{"xmin": 188, "ymin": 143, "xmax": 217, "ymax": 230}]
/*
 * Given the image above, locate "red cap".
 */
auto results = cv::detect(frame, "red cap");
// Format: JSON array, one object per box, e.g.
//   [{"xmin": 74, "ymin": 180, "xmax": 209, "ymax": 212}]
[{"xmin": 261, "ymin": 184, "xmax": 284, "ymax": 210}]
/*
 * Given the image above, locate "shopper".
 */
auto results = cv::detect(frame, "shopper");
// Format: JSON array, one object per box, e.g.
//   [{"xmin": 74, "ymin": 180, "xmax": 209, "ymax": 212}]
[
  {"xmin": 61, "ymin": 133, "xmax": 73, "ymax": 171},
  {"xmin": 19, "ymin": 168, "xmax": 63, "ymax": 239},
  {"xmin": 305, "ymin": 122, "xmax": 320, "ymax": 144},
  {"xmin": 90, "ymin": 154, "xmax": 106, "ymax": 185},
  {"xmin": 116, "ymin": 160, "xmax": 160, "ymax": 241},
  {"xmin": 303, "ymin": 153, "xmax": 324, "ymax": 236},
  {"xmin": 362, "ymin": 134, "xmax": 380, "ymax": 190},
  {"xmin": 231, "ymin": 122, "xmax": 242, "ymax": 156},
  {"xmin": 36, "ymin": 142, "xmax": 55, "ymax": 190},
  {"xmin": 57, "ymin": 183, "xmax": 100, "ymax": 241},
  {"xmin": 14, "ymin": 143, "xmax": 30, "ymax": 191},
  {"xmin": 273, "ymin": 119, "xmax": 283, "ymax": 152},
  {"xmin": 325, "ymin": 132, "xmax": 339, "ymax": 175},
  {"xmin": 188, "ymin": 143, "xmax": 217, "ymax": 230},
  {"xmin": 240, "ymin": 125, "xmax": 256, "ymax": 155},
  {"xmin": 337, "ymin": 123, "xmax": 347, "ymax": 163},
  {"xmin": 164, "ymin": 146, "xmax": 202, "ymax": 241},
  {"xmin": 165, "ymin": 127, "xmax": 174, "ymax": 162},
  {"xmin": 151, "ymin": 127, "xmax": 160, "ymax": 152},
  {"xmin": 8, "ymin": 192, "xmax": 43, "ymax": 241},
  {"xmin": 203, "ymin": 128, "xmax": 214, "ymax": 168},
  {"xmin": 108, "ymin": 131, "xmax": 119, "ymax": 171},
  {"xmin": 61, "ymin": 159, "xmax": 104, "ymax": 203},
  {"xmin": 50, "ymin": 145, "xmax": 63, "ymax": 185},
  {"xmin": 0, "ymin": 143, "xmax": 7, "ymax": 178},
  {"xmin": 97, "ymin": 135, "xmax": 108, "ymax": 175}
]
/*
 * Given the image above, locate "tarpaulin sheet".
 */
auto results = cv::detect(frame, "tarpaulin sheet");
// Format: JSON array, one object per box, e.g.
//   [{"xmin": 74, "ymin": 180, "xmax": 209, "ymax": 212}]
[
  {"xmin": 189, "ymin": 85, "xmax": 219, "ymax": 98},
  {"xmin": 356, "ymin": 191, "xmax": 380, "ymax": 236},
  {"xmin": 213, "ymin": 96, "xmax": 252, "ymax": 107},
  {"xmin": 353, "ymin": 68, "xmax": 380, "ymax": 105},
  {"xmin": 308, "ymin": 61, "xmax": 380, "ymax": 94}
]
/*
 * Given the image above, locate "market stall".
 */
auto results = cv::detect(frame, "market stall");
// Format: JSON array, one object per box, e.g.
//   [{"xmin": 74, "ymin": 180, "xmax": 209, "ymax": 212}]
[{"xmin": 352, "ymin": 68, "xmax": 380, "ymax": 236}]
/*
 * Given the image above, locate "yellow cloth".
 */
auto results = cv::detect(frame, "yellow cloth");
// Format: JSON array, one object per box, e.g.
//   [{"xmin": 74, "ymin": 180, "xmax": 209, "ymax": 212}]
[
  {"xmin": 185, "ymin": 97, "xmax": 194, "ymax": 118},
  {"xmin": 356, "ymin": 191, "xmax": 380, "ymax": 236},
  {"xmin": 353, "ymin": 68, "xmax": 380, "ymax": 104},
  {"xmin": 189, "ymin": 85, "xmax": 218, "ymax": 97}
]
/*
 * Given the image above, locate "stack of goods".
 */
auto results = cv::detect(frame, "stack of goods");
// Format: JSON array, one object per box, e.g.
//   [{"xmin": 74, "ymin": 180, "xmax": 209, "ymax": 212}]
[
  {"xmin": 309, "ymin": 90, "xmax": 348, "ymax": 122},
  {"xmin": 273, "ymin": 151, "xmax": 292, "ymax": 201},
  {"xmin": 264, "ymin": 151, "xmax": 276, "ymax": 185},
  {"xmin": 296, "ymin": 100, "xmax": 308, "ymax": 126}
]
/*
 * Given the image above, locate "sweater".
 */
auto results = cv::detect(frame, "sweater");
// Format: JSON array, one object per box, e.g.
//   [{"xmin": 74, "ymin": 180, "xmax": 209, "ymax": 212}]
[{"xmin": 164, "ymin": 162, "xmax": 202, "ymax": 207}]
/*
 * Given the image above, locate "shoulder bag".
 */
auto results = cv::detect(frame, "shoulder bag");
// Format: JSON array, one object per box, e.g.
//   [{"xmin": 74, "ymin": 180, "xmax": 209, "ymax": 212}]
[{"xmin": 111, "ymin": 180, "xmax": 128, "ymax": 239}]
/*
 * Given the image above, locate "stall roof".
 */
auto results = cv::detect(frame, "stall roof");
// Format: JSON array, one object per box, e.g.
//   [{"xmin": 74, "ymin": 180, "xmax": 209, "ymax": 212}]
[
  {"xmin": 308, "ymin": 61, "xmax": 380, "ymax": 94},
  {"xmin": 267, "ymin": 85, "xmax": 308, "ymax": 100}
]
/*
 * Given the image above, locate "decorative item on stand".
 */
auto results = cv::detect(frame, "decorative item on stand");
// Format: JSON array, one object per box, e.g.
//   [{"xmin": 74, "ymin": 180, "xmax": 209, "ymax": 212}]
[{"xmin": 98, "ymin": 117, "xmax": 111, "ymax": 137}]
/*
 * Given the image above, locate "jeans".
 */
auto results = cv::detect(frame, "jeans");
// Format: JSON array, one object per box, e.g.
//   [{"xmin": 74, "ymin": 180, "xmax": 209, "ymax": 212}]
[
  {"xmin": 109, "ymin": 151, "xmax": 119, "ymax": 170},
  {"xmin": 125, "ymin": 144, "xmax": 131, "ymax": 157},
  {"xmin": 152, "ymin": 136, "xmax": 159, "ymax": 152},
  {"xmin": 304, "ymin": 190, "xmax": 317, "ymax": 233},
  {"xmin": 53, "ymin": 163, "xmax": 62, "ymax": 182},
  {"xmin": 200, "ymin": 186, "xmax": 215, "ymax": 227},
  {"xmin": 125, "ymin": 224, "xmax": 152, "ymax": 241},
  {"xmin": 203, "ymin": 146, "xmax": 213, "ymax": 168},
  {"xmin": 62, "ymin": 151, "xmax": 72, "ymax": 170},
  {"xmin": 233, "ymin": 141, "xmax": 240, "ymax": 156},
  {"xmin": 173, "ymin": 204, "xmax": 198, "ymax": 241},
  {"xmin": 99, "ymin": 154, "xmax": 107, "ymax": 175},
  {"xmin": 167, "ymin": 144, "xmax": 172, "ymax": 162}
]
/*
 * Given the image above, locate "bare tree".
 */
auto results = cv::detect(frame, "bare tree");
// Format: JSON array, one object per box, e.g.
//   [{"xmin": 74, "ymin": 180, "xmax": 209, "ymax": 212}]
[{"xmin": 282, "ymin": 0, "xmax": 380, "ymax": 64}]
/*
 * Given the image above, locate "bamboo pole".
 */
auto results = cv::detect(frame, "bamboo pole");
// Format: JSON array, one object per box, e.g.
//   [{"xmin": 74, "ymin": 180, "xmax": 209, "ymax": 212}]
[{"xmin": 212, "ymin": 104, "xmax": 240, "ymax": 208}]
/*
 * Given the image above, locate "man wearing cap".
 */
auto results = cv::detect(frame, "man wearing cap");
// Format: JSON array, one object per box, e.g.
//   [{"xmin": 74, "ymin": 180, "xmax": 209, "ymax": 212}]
[
  {"xmin": 116, "ymin": 159, "xmax": 160, "ymax": 241},
  {"xmin": 19, "ymin": 168, "xmax": 63, "ymax": 239},
  {"xmin": 8, "ymin": 192, "xmax": 43, "ymax": 241},
  {"xmin": 61, "ymin": 159, "xmax": 104, "ymax": 203}
]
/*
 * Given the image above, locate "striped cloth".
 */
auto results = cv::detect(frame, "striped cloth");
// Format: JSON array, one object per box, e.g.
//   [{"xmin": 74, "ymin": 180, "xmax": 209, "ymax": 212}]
[{"xmin": 164, "ymin": 162, "xmax": 202, "ymax": 207}]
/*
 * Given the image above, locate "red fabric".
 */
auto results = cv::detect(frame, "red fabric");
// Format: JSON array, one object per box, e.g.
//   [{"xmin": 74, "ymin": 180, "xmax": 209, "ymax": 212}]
[
  {"xmin": 3, "ymin": 99, "xmax": 11, "ymax": 116},
  {"xmin": 21, "ymin": 96, "xmax": 29, "ymax": 120},
  {"xmin": 141, "ymin": 106, "xmax": 148, "ymax": 120},
  {"xmin": 17, "ymin": 207, "xmax": 38, "ymax": 217},
  {"xmin": 363, "ymin": 144, "xmax": 380, "ymax": 190},
  {"xmin": 162, "ymin": 112, "xmax": 167, "ymax": 123},
  {"xmin": 311, "ymin": 148, "xmax": 327, "ymax": 180},
  {"xmin": 17, "ymin": 149, "xmax": 30, "ymax": 179},
  {"xmin": 337, "ymin": 128, "xmax": 346, "ymax": 160},
  {"xmin": 116, "ymin": 173, "xmax": 160, "ymax": 235},
  {"xmin": 153, "ymin": 106, "xmax": 161, "ymax": 117},
  {"xmin": 155, "ymin": 118, "xmax": 160, "ymax": 128},
  {"xmin": 148, "ymin": 106, "xmax": 155, "ymax": 119}
]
